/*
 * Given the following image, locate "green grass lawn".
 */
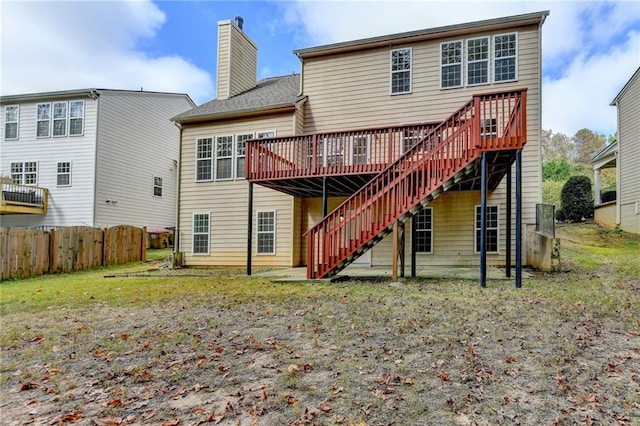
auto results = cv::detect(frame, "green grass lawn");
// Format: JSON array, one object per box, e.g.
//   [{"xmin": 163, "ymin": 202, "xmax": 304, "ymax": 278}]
[{"xmin": 1, "ymin": 223, "xmax": 638, "ymax": 425}]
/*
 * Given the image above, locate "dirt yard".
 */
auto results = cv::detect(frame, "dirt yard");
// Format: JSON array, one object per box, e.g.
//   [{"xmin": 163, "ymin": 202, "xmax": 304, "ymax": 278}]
[{"xmin": 1, "ymin": 223, "xmax": 638, "ymax": 425}]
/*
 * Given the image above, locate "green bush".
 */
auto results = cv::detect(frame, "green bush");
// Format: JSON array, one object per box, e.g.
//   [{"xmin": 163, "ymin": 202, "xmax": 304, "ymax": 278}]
[{"xmin": 556, "ymin": 175, "xmax": 593, "ymax": 222}]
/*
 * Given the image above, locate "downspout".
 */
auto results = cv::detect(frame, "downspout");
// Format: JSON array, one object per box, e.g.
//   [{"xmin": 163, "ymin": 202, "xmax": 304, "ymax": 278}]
[
  {"xmin": 173, "ymin": 121, "xmax": 183, "ymax": 256},
  {"xmin": 91, "ymin": 91, "xmax": 100, "ymax": 227},
  {"xmin": 615, "ymin": 137, "xmax": 621, "ymax": 226}
]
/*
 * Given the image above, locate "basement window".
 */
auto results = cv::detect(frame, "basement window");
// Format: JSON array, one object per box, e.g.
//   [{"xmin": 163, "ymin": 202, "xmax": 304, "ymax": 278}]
[
  {"xmin": 414, "ymin": 207, "xmax": 433, "ymax": 253},
  {"xmin": 257, "ymin": 211, "xmax": 276, "ymax": 255},
  {"xmin": 475, "ymin": 205, "xmax": 499, "ymax": 253}
]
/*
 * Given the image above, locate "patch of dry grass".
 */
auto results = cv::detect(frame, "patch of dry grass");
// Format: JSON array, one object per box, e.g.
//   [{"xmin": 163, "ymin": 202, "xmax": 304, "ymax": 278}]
[{"xmin": 1, "ymin": 223, "xmax": 639, "ymax": 425}]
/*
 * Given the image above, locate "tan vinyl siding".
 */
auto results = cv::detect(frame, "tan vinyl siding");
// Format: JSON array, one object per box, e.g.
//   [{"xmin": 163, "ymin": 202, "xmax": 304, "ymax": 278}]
[
  {"xmin": 371, "ymin": 191, "xmax": 514, "ymax": 267},
  {"xmin": 216, "ymin": 24, "xmax": 230, "ymax": 99},
  {"xmin": 179, "ymin": 112, "xmax": 296, "ymax": 266},
  {"xmin": 294, "ymin": 100, "xmax": 305, "ymax": 135},
  {"xmin": 617, "ymin": 72, "xmax": 640, "ymax": 205},
  {"xmin": 617, "ymin": 71, "xmax": 640, "ymax": 233},
  {"xmin": 301, "ymin": 24, "xmax": 542, "ymax": 266},
  {"xmin": 228, "ymin": 24, "xmax": 258, "ymax": 98},
  {"xmin": 291, "ymin": 197, "xmax": 303, "ymax": 265}
]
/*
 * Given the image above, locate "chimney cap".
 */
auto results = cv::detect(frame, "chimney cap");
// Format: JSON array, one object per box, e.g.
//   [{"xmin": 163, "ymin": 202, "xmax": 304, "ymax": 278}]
[{"xmin": 235, "ymin": 16, "xmax": 244, "ymax": 30}]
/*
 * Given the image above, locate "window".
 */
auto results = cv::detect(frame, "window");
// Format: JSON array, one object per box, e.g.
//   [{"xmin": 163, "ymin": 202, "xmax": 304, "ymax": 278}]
[
  {"xmin": 192, "ymin": 213, "xmax": 210, "ymax": 255},
  {"xmin": 441, "ymin": 41, "xmax": 462, "ymax": 88},
  {"xmin": 475, "ymin": 205, "xmax": 499, "ymax": 253},
  {"xmin": 153, "ymin": 176, "xmax": 162, "ymax": 197},
  {"xmin": 494, "ymin": 33, "xmax": 517, "ymax": 82},
  {"xmin": 256, "ymin": 131, "xmax": 275, "ymax": 139},
  {"xmin": 257, "ymin": 211, "xmax": 276, "ymax": 254},
  {"xmin": 215, "ymin": 135, "xmax": 233, "ymax": 180},
  {"xmin": 236, "ymin": 133, "xmax": 253, "ymax": 179},
  {"xmin": 11, "ymin": 161, "xmax": 37, "ymax": 185},
  {"xmin": 350, "ymin": 135, "xmax": 369, "ymax": 165},
  {"xmin": 4, "ymin": 105, "xmax": 19, "ymax": 139},
  {"xmin": 196, "ymin": 137, "xmax": 213, "ymax": 181},
  {"xmin": 36, "ymin": 103, "xmax": 51, "ymax": 137},
  {"xmin": 69, "ymin": 100, "xmax": 84, "ymax": 135},
  {"xmin": 390, "ymin": 48, "xmax": 412, "ymax": 94},
  {"xmin": 467, "ymin": 37, "xmax": 489, "ymax": 85},
  {"xmin": 481, "ymin": 118, "xmax": 497, "ymax": 139},
  {"xmin": 324, "ymin": 137, "xmax": 345, "ymax": 167},
  {"xmin": 414, "ymin": 208, "xmax": 433, "ymax": 253},
  {"xmin": 402, "ymin": 129, "xmax": 425, "ymax": 153},
  {"xmin": 53, "ymin": 102, "xmax": 67, "ymax": 137},
  {"xmin": 57, "ymin": 162, "xmax": 71, "ymax": 186}
]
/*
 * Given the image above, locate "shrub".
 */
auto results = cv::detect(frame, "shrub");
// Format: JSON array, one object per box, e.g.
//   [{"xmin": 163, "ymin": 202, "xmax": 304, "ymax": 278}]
[{"xmin": 556, "ymin": 175, "xmax": 593, "ymax": 222}]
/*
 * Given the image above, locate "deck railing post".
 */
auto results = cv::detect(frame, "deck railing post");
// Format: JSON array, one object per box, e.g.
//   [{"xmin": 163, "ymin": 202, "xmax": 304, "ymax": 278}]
[
  {"xmin": 247, "ymin": 182, "xmax": 253, "ymax": 276},
  {"xmin": 515, "ymin": 150, "xmax": 522, "ymax": 288},
  {"xmin": 480, "ymin": 151, "xmax": 487, "ymax": 288}
]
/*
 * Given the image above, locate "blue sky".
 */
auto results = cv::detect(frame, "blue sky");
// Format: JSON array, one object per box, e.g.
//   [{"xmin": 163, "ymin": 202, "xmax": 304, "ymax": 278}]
[{"xmin": 2, "ymin": 0, "xmax": 639, "ymax": 137}]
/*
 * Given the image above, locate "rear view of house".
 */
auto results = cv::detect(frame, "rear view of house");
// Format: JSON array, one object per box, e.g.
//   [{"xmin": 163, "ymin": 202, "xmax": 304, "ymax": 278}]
[
  {"xmin": 174, "ymin": 12, "xmax": 549, "ymax": 280},
  {"xmin": 1, "ymin": 89, "xmax": 195, "ymax": 230}
]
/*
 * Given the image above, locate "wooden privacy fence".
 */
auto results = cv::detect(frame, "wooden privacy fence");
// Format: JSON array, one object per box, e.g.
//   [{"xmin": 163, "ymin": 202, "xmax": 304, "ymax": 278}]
[{"xmin": 0, "ymin": 225, "xmax": 146, "ymax": 280}]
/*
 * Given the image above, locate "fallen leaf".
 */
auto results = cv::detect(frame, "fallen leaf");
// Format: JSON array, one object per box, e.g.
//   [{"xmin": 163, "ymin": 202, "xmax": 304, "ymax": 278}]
[
  {"xmin": 285, "ymin": 394, "xmax": 298, "ymax": 405},
  {"xmin": 19, "ymin": 381, "xmax": 39, "ymax": 391},
  {"xmin": 437, "ymin": 371, "xmax": 450, "ymax": 382},
  {"xmin": 121, "ymin": 333, "xmax": 129, "ymax": 340},
  {"xmin": 30, "ymin": 335, "xmax": 43, "ymax": 343},
  {"xmin": 318, "ymin": 403, "xmax": 331, "ymax": 413},
  {"xmin": 161, "ymin": 419, "xmax": 181, "ymax": 426},
  {"xmin": 93, "ymin": 417, "xmax": 123, "ymax": 426}
]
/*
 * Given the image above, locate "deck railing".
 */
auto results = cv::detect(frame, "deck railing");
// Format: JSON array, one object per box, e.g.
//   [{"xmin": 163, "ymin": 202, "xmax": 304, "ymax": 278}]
[
  {"xmin": 304, "ymin": 88, "xmax": 527, "ymax": 278},
  {"xmin": 1, "ymin": 182, "xmax": 48, "ymax": 215},
  {"xmin": 246, "ymin": 122, "xmax": 440, "ymax": 181}
]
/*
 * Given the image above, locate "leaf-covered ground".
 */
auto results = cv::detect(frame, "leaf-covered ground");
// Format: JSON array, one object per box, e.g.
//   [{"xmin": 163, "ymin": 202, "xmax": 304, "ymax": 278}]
[{"xmin": 1, "ymin": 223, "xmax": 639, "ymax": 425}]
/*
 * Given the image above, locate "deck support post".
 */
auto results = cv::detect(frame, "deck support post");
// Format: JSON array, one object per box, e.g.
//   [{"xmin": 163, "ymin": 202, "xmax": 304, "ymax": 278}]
[
  {"xmin": 506, "ymin": 165, "xmax": 512, "ymax": 278},
  {"xmin": 399, "ymin": 221, "xmax": 405, "ymax": 278},
  {"xmin": 247, "ymin": 182, "xmax": 253, "ymax": 276},
  {"xmin": 480, "ymin": 151, "xmax": 487, "ymax": 288},
  {"xmin": 322, "ymin": 177, "xmax": 328, "ymax": 217},
  {"xmin": 411, "ymin": 215, "xmax": 417, "ymax": 277},
  {"xmin": 392, "ymin": 221, "xmax": 399, "ymax": 281},
  {"xmin": 515, "ymin": 150, "xmax": 522, "ymax": 288}
]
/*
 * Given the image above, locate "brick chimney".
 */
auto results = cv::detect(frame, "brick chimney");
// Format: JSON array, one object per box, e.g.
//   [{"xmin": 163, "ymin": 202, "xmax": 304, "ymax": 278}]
[{"xmin": 216, "ymin": 17, "xmax": 257, "ymax": 100}]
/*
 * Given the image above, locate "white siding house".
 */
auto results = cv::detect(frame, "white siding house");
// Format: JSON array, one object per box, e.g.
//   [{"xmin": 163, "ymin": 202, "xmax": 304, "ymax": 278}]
[{"xmin": 0, "ymin": 89, "xmax": 195, "ymax": 229}]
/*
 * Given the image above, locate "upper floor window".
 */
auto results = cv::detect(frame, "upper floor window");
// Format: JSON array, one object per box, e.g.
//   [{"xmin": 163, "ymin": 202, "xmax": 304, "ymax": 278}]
[
  {"xmin": 69, "ymin": 100, "xmax": 84, "ymax": 136},
  {"xmin": 11, "ymin": 161, "xmax": 38, "ymax": 185},
  {"xmin": 467, "ymin": 37, "xmax": 489, "ymax": 85},
  {"xmin": 441, "ymin": 41, "xmax": 463, "ymax": 88},
  {"xmin": 57, "ymin": 162, "xmax": 71, "ymax": 186},
  {"xmin": 153, "ymin": 176, "xmax": 163, "ymax": 197},
  {"xmin": 494, "ymin": 33, "xmax": 517, "ymax": 82},
  {"xmin": 215, "ymin": 135, "xmax": 233, "ymax": 180},
  {"xmin": 53, "ymin": 102, "xmax": 68, "ymax": 137},
  {"xmin": 196, "ymin": 137, "xmax": 213, "ymax": 181},
  {"xmin": 36, "ymin": 103, "xmax": 51, "ymax": 137},
  {"xmin": 235, "ymin": 133, "xmax": 254, "ymax": 179},
  {"xmin": 390, "ymin": 48, "xmax": 412, "ymax": 94},
  {"xmin": 475, "ymin": 205, "xmax": 499, "ymax": 253},
  {"xmin": 4, "ymin": 105, "xmax": 19, "ymax": 140}
]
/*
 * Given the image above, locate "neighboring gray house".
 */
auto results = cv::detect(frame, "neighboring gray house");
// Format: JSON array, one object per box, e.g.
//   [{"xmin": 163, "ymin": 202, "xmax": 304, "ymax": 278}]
[
  {"xmin": 593, "ymin": 67, "xmax": 640, "ymax": 234},
  {"xmin": 1, "ymin": 89, "xmax": 195, "ymax": 230}
]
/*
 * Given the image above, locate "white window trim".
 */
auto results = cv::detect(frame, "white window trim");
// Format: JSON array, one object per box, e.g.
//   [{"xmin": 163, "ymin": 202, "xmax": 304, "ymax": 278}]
[
  {"xmin": 68, "ymin": 100, "xmax": 85, "ymax": 136},
  {"xmin": 195, "ymin": 137, "xmax": 214, "ymax": 182},
  {"xmin": 215, "ymin": 135, "xmax": 234, "ymax": 181},
  {"xmin": 192, "ymin": 212, "xmax": 211, "ymax": 255},
  {"xmin": 466, "ymin": 36, "xmax": 490, "ymax": 87},
  {"xmin": 11, "ymin": 161, "xmax": 38, "ymax": 185},
  {"xmin": 36, "ymin": 102, "xmax": 51, "ymax": 138},
  {"xmin": 256, "ymin": 130, "xmax": 276, "ymax": 139},
  {"xmin": 493, "ymin": 33, "xmax": 518, "ymax": 83},
  {"xmin": 235, "ymin": 133, "xmax": 255, "ymax": 180},
  {"xmin": 256, "ymin": 210, "xmax": 276, "ymax": 255},
  {"xmin": 153, "ymin": 175, "xmax": 163, "ymax": 198},
  {"xmin": 415, "ymin": 207, "xmax": 434, "ymax": 254},
  {"xmin": 440, "ymin": 40, "xmax": 464, "ymax": 89},
  {"xmin": 390, "ymin": 47, "xmax": 412, "ymax": 95},
  {"xmin": 4, "ymin": 105, "xmax": 19, "ymax": 140},
  {"xmin": 474, "ymin": 205, "xmax": 499, "ymax": 254},
  {"xmin": 350, "ymin": 134, "xmax": 371, "ymax": 165},
  {"xmin": 56, "ymin": 161, "xmax": 72, "ymax": 187},
  {"xmin": 52, "ymin": 101, "xmax": 68, "ymax": 137}
]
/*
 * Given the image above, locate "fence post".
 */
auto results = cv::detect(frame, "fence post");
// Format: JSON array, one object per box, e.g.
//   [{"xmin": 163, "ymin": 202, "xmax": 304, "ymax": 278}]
[{"xmin": 141, "ymin": 226, "xmax": 147, "ymax": 262}]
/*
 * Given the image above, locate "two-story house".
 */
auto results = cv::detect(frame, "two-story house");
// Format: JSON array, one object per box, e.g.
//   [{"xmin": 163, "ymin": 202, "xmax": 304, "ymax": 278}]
[
  {"xmin": 1, "ymin": 89, "xmax": 195, "ymax": 230},
  {"xmin": 173, "ymin": 11, "xmax": 548, "ymax": 281}
]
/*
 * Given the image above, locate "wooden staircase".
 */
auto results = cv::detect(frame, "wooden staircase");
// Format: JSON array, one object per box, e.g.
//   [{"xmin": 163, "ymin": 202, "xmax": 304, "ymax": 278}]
[{"xmin": 306, "ymin": 89, "xmax": 527, "ymax": 278}]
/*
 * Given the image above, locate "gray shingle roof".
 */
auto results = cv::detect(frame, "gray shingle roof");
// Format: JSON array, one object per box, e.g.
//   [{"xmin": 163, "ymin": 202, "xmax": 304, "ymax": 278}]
[{"xmin": 173, "ymin": 74, "xmax": 301, "ymax": 122}]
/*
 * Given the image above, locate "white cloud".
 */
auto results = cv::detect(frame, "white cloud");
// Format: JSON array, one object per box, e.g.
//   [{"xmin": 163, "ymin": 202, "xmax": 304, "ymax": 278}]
[
  {"xmin": 279, "ymin": 0, "xmax": 640, "ymax": 136},
  {"xmin": 0, "ymin": 0, "xmax": 213, "ymax": 103}
]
